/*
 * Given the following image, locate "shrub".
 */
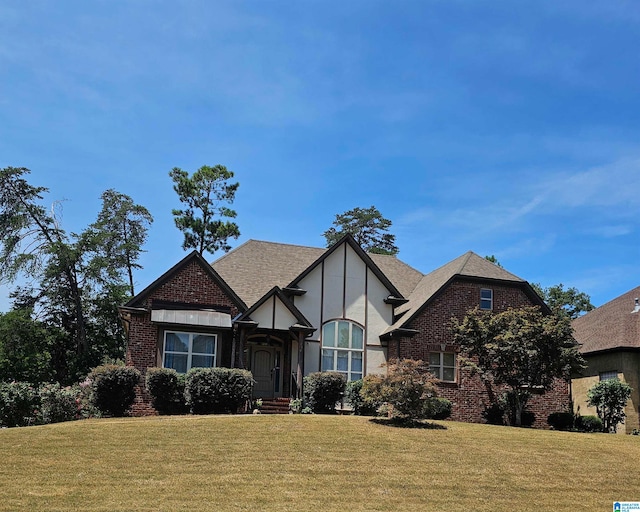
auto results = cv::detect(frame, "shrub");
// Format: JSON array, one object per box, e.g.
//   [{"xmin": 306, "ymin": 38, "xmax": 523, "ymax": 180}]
[
  {"xmin": 576, "ymin": 415, "xmax": 603, "ymax": 433},
  {"xmin": 345, "ymin": 379, "xmax": 378, "ymax": 416},
  {"xmin": 145, "ymin": 368, "xmax": 187, "ymax": 415},
  {"xmin": 184, "ymin": 367, "xmax": 254, "ymax": 414},
  {"xmin": 483, "ymin": 402, "xmax": 505, "ymax": 425},
  {"xmin": 0, "ymin": 382, "xmax": 40, "ymax": 427},
  {"xmin": 303, "ymin": 372, "xmax": 346, "ymax": 414},
  {"xmin": 88, "ymin": 364, "xmax": 141, "ymax": 417},
  {"xmin": 424, "ymin": 397, "xmax": 453, "ymax": 420},
  {"xmin": 360, "ymin": 359, "xmax": 439, "ymax": 423},
  {"xmin": 39, "ymin": 383, "xmax": 80, "ymax": 424},
  {"xmin": 547, "ymin": 411, "xmax": 575, "ymax": 431}
]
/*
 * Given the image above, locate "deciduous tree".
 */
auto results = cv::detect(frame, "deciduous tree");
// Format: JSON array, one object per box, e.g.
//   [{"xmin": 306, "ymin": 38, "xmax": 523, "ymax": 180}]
[
  {"xmin": 531, "ymin": 283, "xmax": 594, "ymax": 319},
  {"xmin": 453, "ymin": 306, "xmax": 585, "ymax": 426},
  {"xmin": 170, "ymin": 165, "xmax": 240, "ymax": 255},
  {"xmin": 323, "ymin": 206, "xmax": 398, "ymax": 255},
  {"xmin": 0, "ymin": 167, "xmax": 152, "ymax": 384},
  {"xmin": 84, "ymin": 189, "xmax": 153, "ymax": 296}
]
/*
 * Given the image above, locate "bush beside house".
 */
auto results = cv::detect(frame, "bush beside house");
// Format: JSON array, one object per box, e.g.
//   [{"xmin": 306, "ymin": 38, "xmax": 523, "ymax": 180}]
[
  {"xmin": 184, "ymin": 367, "xmax": 254, "ymax": 414},
  {"xmin": 303, "ymin": 372, "xmax": 346, "ymax": 414}
]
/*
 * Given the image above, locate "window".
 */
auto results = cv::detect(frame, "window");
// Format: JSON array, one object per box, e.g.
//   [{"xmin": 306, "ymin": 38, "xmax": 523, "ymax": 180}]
[
  {"xmin": 163, "ymin": 331, "xmax": 217, "ymax": 373},
  {"xmin": 480, "ymin": 288, "xmax": 493, "ymax": 310},
  {"xmin": 599, "ymin": 371, "xmax": 618, "ymax": 381},
  {"xmin": 429, "ymin": 352, "xmax": 456, "ymax": 382},
  {"xmin": 321, "ymin": 320, "xmax": 364, "ymax": 381}
]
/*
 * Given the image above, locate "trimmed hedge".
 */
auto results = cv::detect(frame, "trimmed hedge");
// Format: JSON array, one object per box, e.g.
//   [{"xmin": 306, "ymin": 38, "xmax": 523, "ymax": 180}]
[
  {"xmin": 185, "ymin": 367, "xmax": 254, "ymax": 414},
  {"xmin": 304, "ymin": 372, "xmax": 346, "ymax": 414},
  {"xmin": 547, "ymin": 411, "xmax": 574, "ymax": 431},
  {"xmin": 345, "ymin": 379, "xmax": 379, "ymax": 416},
  {"xmin": 88, "ymin": 365, "xmax": 141, "ymax": 417},
  {"xmin": 576, "ymin": 415, "xmax": 603, "ymax": 433},
  {"xmin": 424, "ymin": 397, "xmax": 453, "ymax": 420},
  {"xmin": 145, "ymin": 368, "xmax": 187, "ymax": 415}
]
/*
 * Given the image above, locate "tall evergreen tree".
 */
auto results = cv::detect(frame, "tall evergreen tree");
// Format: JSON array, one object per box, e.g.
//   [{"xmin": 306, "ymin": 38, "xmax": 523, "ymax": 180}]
[
  {"xmin": 323, "ymin": 206, "xmax": 398, "ymax": 255},
  {"xmin": 170, "ymin": 165, "xmax": 240, "ymax": 256}
]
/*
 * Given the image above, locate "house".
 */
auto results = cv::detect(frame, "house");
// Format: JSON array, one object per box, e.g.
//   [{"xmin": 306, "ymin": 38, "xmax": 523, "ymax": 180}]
[
  {"xmin": 571, "ymin": 286, "xmax": 640, "ymax": 434},
  {"xmin": 121, "ymin": 234, "xmax": 571, "ymax": 426}
]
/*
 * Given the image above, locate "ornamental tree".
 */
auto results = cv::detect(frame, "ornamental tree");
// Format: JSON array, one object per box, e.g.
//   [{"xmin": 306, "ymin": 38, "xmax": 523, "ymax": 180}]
[
  {"xmin": 587, "ymin": 378, "xmax": 632, "ymax": 433},
  {"xmin": 170, "ymin": 165, "xmax": 240, "ymax": 256},
  {"xmin": 453, "ymin": 306, "xmax": 585, "ymax": 426},
  {"xmin": 360, "ymin": 359, "xmax": 444, "ymax": 424}
]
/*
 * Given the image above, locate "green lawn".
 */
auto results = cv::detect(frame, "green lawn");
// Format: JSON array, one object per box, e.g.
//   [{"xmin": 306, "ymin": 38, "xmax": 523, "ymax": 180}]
[{"xmin": 1, "ymin": 415, "xmax": 638, "ymax": 511}]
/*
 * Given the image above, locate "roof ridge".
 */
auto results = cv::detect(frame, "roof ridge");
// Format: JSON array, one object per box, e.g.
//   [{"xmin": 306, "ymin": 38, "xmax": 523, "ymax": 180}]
[
  {"xmin": 211, "ymin": 239, "xmax": 326, "ymax": 266},
  {"xmin": 456, "ymin": 251, "xmax": 474, "ymax": 274}
]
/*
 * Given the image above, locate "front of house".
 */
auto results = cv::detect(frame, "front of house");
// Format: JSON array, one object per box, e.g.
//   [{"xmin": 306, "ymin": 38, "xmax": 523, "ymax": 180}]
[{"xmin": 121, "ymin": 234, "xmax": 571, "ymax": 426}]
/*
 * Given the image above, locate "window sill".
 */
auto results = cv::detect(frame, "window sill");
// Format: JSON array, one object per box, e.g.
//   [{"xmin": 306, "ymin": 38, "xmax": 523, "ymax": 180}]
[{"xmin": 436, "ymin": 380, "xmax": 459, "ymax": 389}]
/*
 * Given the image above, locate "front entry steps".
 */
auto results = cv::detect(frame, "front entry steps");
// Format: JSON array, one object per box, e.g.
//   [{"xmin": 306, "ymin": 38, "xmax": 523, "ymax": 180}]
[{"xmin": 258, "ymin": 398, "xmax": 291, "ymax": 414}]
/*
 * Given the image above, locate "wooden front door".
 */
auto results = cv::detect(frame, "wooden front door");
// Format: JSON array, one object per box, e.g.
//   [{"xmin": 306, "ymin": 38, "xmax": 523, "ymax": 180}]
[{"xmin": 252, "ymin": 347, "xmax": 281, "ymax": 398}]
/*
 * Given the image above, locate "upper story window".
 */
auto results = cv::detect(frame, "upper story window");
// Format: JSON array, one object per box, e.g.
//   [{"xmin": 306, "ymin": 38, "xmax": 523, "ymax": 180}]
[
  {"xmin": 599, "ymin": 371, "xmax": 618, "ymax": 381},
  {"xmin": 163, "ymin": 331, "xmax": 217, "ymax": 373},
  {"xmin": 429, "ymin": 352, "xmax": 456, "ymax": 382},
  {"xmin": 480, "ymin": 288, "xmax": 493, "ymax": 310},
  {"xmin": 321, "ymin": 320, "xmax": 364, "ymax": 381}
]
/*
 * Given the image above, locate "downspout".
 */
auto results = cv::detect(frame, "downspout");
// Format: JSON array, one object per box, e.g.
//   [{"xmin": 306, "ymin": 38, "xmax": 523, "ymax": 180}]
[
  {"xmin": 230, "ymin": 324, "xmax": 237, "ymax": 368},
  {"xmin": 297, "ymin": 331, "xmax": 305, "ymax": 399}
]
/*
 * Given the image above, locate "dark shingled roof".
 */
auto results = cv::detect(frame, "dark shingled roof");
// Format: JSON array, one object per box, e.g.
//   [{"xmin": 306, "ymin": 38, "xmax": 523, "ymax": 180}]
[
  {"xmin": 385, "ymin": 251, "xmax": 525, "ymax": 334},
  {"xmin": 573, "ymin": 285, "xmax": 640, "ymax": 354},
  {"xmin": 211, "ymin": 240, "xmax": 324, "ymax": 307},
  {"xmin": 211, "ymin": 239, "xmax": 424, "ymax": 308}
]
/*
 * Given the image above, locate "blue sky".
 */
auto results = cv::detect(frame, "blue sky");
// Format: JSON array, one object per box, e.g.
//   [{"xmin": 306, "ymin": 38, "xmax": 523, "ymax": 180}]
[{"xmin": 1, "ymin": 0, "xmax": 639, "ymax": 310}]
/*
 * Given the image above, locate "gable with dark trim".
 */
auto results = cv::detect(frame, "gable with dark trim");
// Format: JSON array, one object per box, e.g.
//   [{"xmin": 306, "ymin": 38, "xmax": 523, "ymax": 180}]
[{"xmin": 125, "ymin": 250, "xmax": 247, "ymax": 312}]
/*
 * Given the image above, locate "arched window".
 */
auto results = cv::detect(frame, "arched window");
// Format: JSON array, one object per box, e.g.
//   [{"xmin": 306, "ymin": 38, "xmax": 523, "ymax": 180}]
[{"xmin": 321, "ymin": 320, "xmax": 364, "ymax": 381}]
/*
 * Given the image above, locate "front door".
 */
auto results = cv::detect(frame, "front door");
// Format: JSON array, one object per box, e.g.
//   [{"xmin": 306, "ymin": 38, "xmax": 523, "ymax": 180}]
[{"xmin": 252, "ymin": 347, "xmax": 281, "ymax": 398}]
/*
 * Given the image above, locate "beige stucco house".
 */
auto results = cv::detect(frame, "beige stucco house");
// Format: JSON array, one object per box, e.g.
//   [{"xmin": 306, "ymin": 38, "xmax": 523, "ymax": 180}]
[{"xmin": 572, "ymin": 285, "xmax": 640, "ymax": 434}]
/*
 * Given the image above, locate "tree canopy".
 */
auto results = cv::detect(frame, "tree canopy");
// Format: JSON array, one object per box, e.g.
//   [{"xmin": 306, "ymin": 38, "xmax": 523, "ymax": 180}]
[
  {"xmin": 0, "ymin": 166, "xmax": 152, "ymax": 383},
  {"xmin": 587, "ymin": 378, "xmax": 632, "ymax": 433},
  {"xmin": 170, "ymin": 165, "xmax": 240, "ymax": 255},
  {"xmin": 531, "ymin": 283, "xmax": 594, "ymax": 319},
  {"xmin": 83, "ymin": 189, "xmax": 153, "ymax": 296},
  {"xmin": 453, "ymin": 306, "xmax": 585, "ymax": 426},
  {"xmin": 322, "ymin": 206, "xmax": 398, "ymax": 255},
  {"xmin": 483, "ymin": 255, "xmax": 502, "ymax": 267}
]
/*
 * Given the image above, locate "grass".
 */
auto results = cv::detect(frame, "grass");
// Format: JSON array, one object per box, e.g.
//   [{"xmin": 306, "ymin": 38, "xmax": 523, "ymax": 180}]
[{"xmin": 1, "ymin": 415, "xmax": 639, "ymax": 511}]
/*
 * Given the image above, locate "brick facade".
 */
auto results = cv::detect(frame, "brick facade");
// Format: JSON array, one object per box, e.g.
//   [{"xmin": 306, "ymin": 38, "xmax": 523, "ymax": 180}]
[
  {"xmin": 125, "ymin": 258, "xmax": 242, "ymax": 415},
  {"xmin": 394, "ymin": 279, "xmax": 571, "ymax": 428}
]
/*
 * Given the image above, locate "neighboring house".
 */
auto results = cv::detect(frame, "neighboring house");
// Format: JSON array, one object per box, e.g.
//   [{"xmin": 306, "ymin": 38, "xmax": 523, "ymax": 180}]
[
  {"xmin": 572, "ymin": 286, "xmax": 640, "ymax": 434},
  {"xmin": 121, "ymin": 234, "xmax": 570, "ymax": 426}
]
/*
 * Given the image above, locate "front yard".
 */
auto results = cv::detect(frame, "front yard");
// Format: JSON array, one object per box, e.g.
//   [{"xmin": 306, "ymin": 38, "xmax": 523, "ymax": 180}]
[{"xmin": 1, "ymin": 415, "xmax": 638, "ymax": 511}]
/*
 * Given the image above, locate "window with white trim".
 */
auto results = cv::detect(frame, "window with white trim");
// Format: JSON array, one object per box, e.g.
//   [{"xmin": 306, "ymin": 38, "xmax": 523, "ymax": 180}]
[
  {"xmin": 480, "ymin": 288, "xmax": 493, "ymax": 310},
  {"xmin": 321, "ymin": 320, "xmax": 364, "ymax": 381},
  {"xmin": 429, "ymin": 352, "xmax": 456, "ymax": 382},
  {"xmin": 599, "ymin": 371, "xmax": 618, "ymax": 381},
  {"xmin": 163, "ymin": 331, "xmax": 217, "ymax": 373}
]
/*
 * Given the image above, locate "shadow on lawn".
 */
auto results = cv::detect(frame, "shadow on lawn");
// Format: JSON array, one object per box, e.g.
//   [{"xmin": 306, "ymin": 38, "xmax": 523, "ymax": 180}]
[{"xmin": 369, "ymin": 418, "xmax": 448, "ymax": 430}]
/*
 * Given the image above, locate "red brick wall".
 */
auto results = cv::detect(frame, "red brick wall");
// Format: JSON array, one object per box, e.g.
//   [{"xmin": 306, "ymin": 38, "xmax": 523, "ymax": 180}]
[
  {"xmin": 398, "ymin": 279, "xmax": 571, "ymax": 428},
  {"xmin": 125, "ymin": 259, "xmax": 241, "ymax": 415}
]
